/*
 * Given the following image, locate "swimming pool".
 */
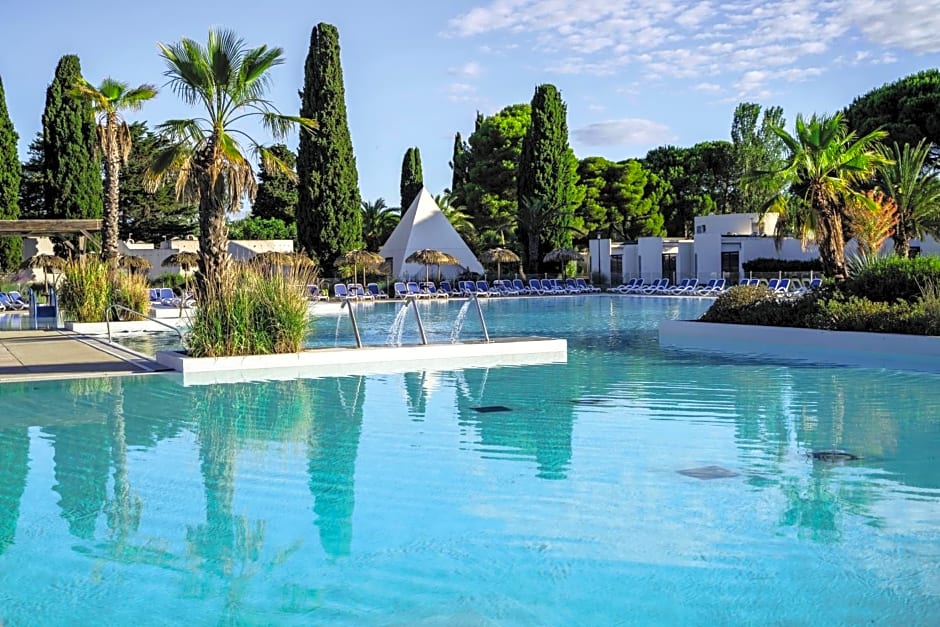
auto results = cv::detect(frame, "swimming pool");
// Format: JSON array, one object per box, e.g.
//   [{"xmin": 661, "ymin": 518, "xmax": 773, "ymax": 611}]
[{"xmin": 1, "ymin": 295, "xmax": 939, "ymax": 624}]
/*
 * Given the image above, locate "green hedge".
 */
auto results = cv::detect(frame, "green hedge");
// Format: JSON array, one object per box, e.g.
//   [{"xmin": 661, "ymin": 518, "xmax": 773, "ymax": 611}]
[{"xmin": 841, "ymin": 256, "xmax": 940, "ymax": 303}]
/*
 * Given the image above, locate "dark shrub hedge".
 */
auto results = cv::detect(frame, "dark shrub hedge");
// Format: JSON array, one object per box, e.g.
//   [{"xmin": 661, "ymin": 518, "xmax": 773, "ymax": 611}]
[{"xmin": 842, "ymin": 256, "xmax": 940, "ymax": 303}]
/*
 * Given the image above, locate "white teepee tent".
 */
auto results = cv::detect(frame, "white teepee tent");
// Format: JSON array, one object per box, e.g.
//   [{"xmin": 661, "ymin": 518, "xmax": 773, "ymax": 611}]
[{"xmin": 379, "ymin": 187, "xmax": 484, "ymax": 279}]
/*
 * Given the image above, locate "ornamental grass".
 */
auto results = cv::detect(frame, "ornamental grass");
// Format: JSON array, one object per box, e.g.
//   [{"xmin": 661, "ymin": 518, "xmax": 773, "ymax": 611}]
[{"xmin": 186, "ymin": 262, "xmax": 314, "ymax": 358}]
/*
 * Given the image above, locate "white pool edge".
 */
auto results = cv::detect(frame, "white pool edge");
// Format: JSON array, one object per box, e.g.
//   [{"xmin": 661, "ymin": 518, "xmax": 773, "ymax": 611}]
[
  {"xmin": 157, "ymin": 337, "xmax": 568, "ymax": 385},
  {"xmin": 659, "ymin": 319, "xmax": 940, "ymax": 373}
]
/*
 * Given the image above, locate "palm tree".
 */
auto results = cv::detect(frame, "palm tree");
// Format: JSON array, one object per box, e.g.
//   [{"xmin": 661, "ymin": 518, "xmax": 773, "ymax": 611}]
[
  {"xmin": 767, "ymin": 112, "xmax": 888, "ymax": 279},
  {"xmin": 875, "ymin": 140, "xmax": 940, "ymax": 258},
  {"xmin": 71, "ymin": 77, "xmax": 157, "ymax": 266},
  {"xmin": 146, "ymin": 29, "xmax": 315, "ymax": 294},
  {"xmin": 360, "ymin": 198, "xmax": 399, "ymax": 250},
  {"xmin": 435, "ymin": 193, "xmax": 477, "ymax": 244}
]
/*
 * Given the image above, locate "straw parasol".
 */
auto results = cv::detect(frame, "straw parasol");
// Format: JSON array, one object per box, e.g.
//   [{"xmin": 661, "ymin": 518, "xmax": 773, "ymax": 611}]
[
  {"xmin": 406, "ymin": 249, "xmax": 460, "ymax": 283},
  {"xmin": 252, "ymin": 250, "xmax": 294, "ymax": 266},
  {"xmin": 480, "ymin": 247, "xmax": 520, "ymax": 280},
  {"xmin": 543, "ymin": 248, "xmax": 584, "ymax": 279},
  {"xmin": 21, "ymin": 254, "xmax": 66, "ymax": 292},
  {"xmin": 119, "ymin": 255, "xmax": 151, "ymax": 274},
  {"xmin": 337, "ymin": 249, "xmax": 385, "ymax": 286},
  {"xmin": 162, "ymin": 251, "xmax": 199, "ymax": 272}
]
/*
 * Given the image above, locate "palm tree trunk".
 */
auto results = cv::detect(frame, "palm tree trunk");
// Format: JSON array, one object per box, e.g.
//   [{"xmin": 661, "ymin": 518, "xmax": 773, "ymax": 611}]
[
  {"xmin": 892, "ymin": 228, "xmax": 911, "ymax": 258},
  {"xmin": 527, "ymin": 233, "xmax": 540, "ymax": 274},
  {"xmin": 102, "ymin": 148, "xmax": 121, "ymax": 267},
  {"xmin": 195, "ymin": 144, "xmax": 230, "ymax": 297},
  {"xmin": 815, "ymin": 196, "xmax": 847, "ymax": 280}
]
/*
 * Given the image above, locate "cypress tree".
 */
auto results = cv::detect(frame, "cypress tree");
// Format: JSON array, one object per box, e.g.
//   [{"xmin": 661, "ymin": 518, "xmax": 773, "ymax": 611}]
[
  {"xmin": 449, "ymin": 132, "xmax": 469, "ymax": 204},
  {"xmin": 517, "ymin": 84, "xmax": 583, "ymax": 270},
  {"xmin": 399, "ymin": 146, "xmax": 423, "ymax": 214},
  {"xmin": 0, "ymin": 75, "xmax": 22, "ymax": 270},
  {"xmin": 42, "ymin": 55, "xmax": 103, "ymax": 222},
  {"xmin": 296, "ymin": 23, "xmax": 362, "ymax": 263}
]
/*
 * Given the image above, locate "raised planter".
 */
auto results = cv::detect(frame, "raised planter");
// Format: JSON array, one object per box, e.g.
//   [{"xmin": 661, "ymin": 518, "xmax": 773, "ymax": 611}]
[
  {"xmin": 659, "ymin": 319, "xmax": 940, "ymax": 373},
  {"xmin": 157, "ymin": 337, "xmax": 567, "ymax": 386}
]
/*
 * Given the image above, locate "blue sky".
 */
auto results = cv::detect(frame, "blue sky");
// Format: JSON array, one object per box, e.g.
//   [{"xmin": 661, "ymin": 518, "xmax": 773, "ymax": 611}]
[{"xmin": 2, "ymin": 0, "xmax": 940, "ymax": 208}]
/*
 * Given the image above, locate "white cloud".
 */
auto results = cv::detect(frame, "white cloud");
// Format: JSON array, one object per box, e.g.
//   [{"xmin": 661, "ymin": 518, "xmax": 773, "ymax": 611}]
[
  {"xmin": 448, "ymin": 61, "xmax": 483, "ymax": 78},
  {"xmin": 445, "ymin": 0, "xmax": 930, "ymax": 99},
  {"xmin": 839, "ymin": 0, "xmax": 940, "ymax": 53},
  {"xmin": 573, "ymin": 119, "xmax": 677, "ymax": 147},
  {"xmin": 446, "ymin": 83, "xmax": 478, "ymax": 103},
  {"xmin": 693, "ymin": 82, "xmax": 722, "ymax": 93}
]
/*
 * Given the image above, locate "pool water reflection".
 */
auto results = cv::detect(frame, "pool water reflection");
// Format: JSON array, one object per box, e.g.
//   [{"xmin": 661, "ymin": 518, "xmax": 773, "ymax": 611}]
[{"xmin": 1, "ymin": 296, "xmax": 939, "ymax": 625}]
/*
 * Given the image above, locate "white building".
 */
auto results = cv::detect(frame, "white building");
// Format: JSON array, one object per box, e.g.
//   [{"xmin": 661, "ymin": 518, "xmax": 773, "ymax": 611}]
[{"xmin": 588, "ymin": 212, "xmax": 940, "ymax": 285}]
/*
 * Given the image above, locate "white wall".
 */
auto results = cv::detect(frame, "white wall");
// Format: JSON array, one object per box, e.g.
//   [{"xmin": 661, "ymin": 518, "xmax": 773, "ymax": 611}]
[{"xmin": 695, "ymin": 212, "xmax": 778, "ymax": 236}]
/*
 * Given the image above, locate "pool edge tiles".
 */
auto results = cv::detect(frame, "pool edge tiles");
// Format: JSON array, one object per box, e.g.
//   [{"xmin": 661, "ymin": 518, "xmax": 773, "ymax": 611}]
[{"xmin": 156, "ymin": 337, "xmax": 567, "ymax": 385}]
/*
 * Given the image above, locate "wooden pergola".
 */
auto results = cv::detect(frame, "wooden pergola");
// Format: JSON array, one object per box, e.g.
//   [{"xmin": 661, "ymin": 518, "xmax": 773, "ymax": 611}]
[{"xmin": 0, "ymin": 220, "xmax": 102, "ymax": 252}]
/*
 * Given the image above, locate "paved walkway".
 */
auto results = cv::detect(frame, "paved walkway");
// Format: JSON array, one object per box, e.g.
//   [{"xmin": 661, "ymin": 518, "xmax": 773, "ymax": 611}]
[{"xmin": 0, "ymin": 329, "xmax": 166, "ymax": 383}]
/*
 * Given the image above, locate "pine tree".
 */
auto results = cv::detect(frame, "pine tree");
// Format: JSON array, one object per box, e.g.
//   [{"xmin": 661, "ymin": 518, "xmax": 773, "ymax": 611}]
[
  {"xmin": 0, "ymin": 75, "xmax": 22, "ymax": 270},
  {"xmin": 399, "ymin": 146, "xmax": 423, "ymax": 214},
  {"xmin": 252, "ymin": 143, "xmax": 298, "ymax": 223},
  {"xmin": 42, "ymin": 55, "xmax": 103, "ymax": 222},
  {"xmin": 296, "ymin": 23, "xmax": 362, "ymax": 263},
  {"xmin": 517, "ymin": 84, "xmax": 583, "ymax": 270}
]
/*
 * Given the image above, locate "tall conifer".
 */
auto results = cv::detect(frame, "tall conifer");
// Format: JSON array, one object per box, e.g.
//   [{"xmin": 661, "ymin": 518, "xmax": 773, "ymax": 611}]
[
  {"xmin": 296, "ymin": 23, "xmax": 362, "ymax": 263},
  {"xmin": 399, "ymin": 146, "xmax": 423, "ymax": 214},
  {"xmin": 0, "ymin": 75, "xmax": 22, "ymax": 270},
  {"xmin": 449, "ymin": 132, "xmax": 469, "ymax": 204},
  {"xmin": 42, "ymin": 55, "xmax": 103, "ymax": 222},
  {"xmin": 517, "ymin": 84, "xmax": 582, "ymax": 269}
]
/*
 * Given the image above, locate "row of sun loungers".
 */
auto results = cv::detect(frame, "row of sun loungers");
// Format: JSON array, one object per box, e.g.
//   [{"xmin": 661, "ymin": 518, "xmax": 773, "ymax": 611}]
[
  {"xmin": 607, "ymin": 276, "xmax": 822, "ymax": 296},
  {"xmin": 149, "ymin": 287, "xmax": 195, "ymax": 308},
  {"xmin": 0, "ymin": 291, "xmax": 28, "ymax": 311},
  {"xmin": 319, "ymin": 277, "xmax": 604, "ymax": 301}
]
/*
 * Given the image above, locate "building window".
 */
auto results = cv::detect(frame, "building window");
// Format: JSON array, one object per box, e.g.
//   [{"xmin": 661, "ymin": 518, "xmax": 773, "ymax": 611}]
[{"xmin": 695, "ymin": 224, "xmax": 706, "ymax": 234}]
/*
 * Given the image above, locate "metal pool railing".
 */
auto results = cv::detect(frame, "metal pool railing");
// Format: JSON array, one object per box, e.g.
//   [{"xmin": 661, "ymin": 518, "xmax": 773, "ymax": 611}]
[{"xmin": 105, "ymin": 303, "xmax": 184, "ymax": 346}]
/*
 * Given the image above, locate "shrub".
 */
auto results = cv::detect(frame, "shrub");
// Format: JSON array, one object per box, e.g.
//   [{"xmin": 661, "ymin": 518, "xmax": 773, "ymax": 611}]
[
  {"xmin": 815, "ymin": 294, "xmax": 911, "ymax": 333},
  {"xmin": 186, "ymin": 263, "xmax": 313, "ymax": 357},
  {"xmin": 843, "ymin": 255, "xmax": 940, "ymax": 303},
  {"xmin": 700, "ymin": 285, "xmax": 775, "ymax": 323},
  {"xmin": 150, "ymin": 273, "xmax": 188, "ymax": 289},
  {"xmin": 58, "ymin": 257, "xmax": 112, "ymax": 323}
]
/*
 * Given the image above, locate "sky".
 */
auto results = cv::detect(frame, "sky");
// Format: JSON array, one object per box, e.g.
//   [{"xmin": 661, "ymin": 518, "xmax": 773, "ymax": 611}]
[{"xmin": 2, "ymin": 0, "xmax": 940, "ymax": 209}]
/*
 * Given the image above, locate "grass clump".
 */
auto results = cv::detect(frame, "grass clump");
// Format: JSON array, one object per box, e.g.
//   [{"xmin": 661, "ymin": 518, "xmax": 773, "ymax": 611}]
[
  {"xmin": 58, "ymin": 256, "xmax": 112, "ymax": 322},
  {"xmin": 112, "ymin": 271, "xmax": 151, "ymax": 321},
  {"xmin": 186, "ymin": 263, "xmax": 313, "ymax": 357}
]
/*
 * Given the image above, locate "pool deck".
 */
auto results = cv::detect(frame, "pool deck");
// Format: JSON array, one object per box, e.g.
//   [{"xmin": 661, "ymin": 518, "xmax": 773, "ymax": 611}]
[{"xmin": 0, "ymin": 330, "xmax": 167, "ymax": 383}]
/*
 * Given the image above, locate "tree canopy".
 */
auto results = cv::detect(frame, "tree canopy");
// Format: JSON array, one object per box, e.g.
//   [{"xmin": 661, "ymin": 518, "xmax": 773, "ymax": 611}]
[
  {"xmin": 399, "ymin": 146, "xmax": 423, "ymax": 214},
  {"xmin": 844, "ymin": 69, "xmax": 940, "ymax": 153},
  {"xmin": 252, "ymin": 143, "xmax": 298, "ymax": 224}
]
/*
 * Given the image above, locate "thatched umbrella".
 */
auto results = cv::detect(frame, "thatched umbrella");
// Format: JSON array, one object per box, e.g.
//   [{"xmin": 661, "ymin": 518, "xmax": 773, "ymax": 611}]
[
  {"xmin": 337, "ymin": 249, "xmax": 385, "ymax": 286},
  {"xmin": 543, "ymin": 248, "xmax": 584, "ymax": 279},
  {"xmin": 119, "ymin": 255, "xmax": 152, "ymax": 274},
  {"xmin": 21, "ymin": 254, "xmax": 66, "ymax": 292},
  {"xmin": 252, "ymin": 250, "xmax": 294, "ymax": 266},
  {"xmin": 480, "ymin": 247, "xmax": 520, "ymax": 280},
  {"xmin": 162, "ymin": 251, "xmax": 199, "ymax": 272},
  {"xmin": 406, "ymin": 249, "xmax": 461, "ymax": 284}
]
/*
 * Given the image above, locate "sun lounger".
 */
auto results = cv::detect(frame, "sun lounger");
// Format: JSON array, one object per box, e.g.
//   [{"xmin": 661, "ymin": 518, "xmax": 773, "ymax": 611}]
[
  {"xmin": 7, "ymin": 291, "xmax": 29, "ymax": 308},
  {"xmin": 334, "ymin": 283, "xmax": 354, "ymax": 300},
  {"xmin": 475, "ymin": 280, "xmax": 499, "ymax": 296},
  {"xmin": 366, "ymin": 283, "xmax": 388, "ymax": 299},
  {"xmin": 641, "ymin": 278, "xmax": 669, "ymax": 294},
  {"xmin": 0, "ymin": 293, "xmax": 26, "ymax": 310},
  {"xmin": 576, "ymin": 278, "xmax": 600, "ymax": 293},
  {"xmin": 308, "ymin": 285, "xmax": 329, "ymax": 301},
  {"xmin": 528, "ymin": 278, "xmax": 546, "ymax": 295},
  {"xmin": 512, "ymin": 278, "xmax": 532, "ymax": 295},
  {"xmin": 393, "ymin": 282, "xmax": 408, "ymax": 298},
  {"xmin": 422, "ymin": 282, "xmax": 449, "ymax": 298},
  {"xmin": 349, "ymin": 284, "xmax": 374, "ymax": 300}
]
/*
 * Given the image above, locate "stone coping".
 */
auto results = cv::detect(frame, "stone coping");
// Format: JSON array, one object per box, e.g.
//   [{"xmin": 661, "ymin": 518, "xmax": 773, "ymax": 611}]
[
  {"xmin": 659, "ymin": 319, "xmax": 940, "ymax": 373},
  {"xmin": 157, "ymin": 337, "xmax": 567, "ymax": 386}
]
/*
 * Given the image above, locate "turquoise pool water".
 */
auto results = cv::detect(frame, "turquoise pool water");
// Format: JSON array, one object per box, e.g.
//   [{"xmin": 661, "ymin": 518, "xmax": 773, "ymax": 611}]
[{"xmin": 2, "ymin": 295, "xmax": 939, "ymax": 625}]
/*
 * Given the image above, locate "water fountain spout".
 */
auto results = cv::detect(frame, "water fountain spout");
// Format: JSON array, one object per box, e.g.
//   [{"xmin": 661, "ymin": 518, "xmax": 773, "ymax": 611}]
[
  {"xmin": 340, "ymin": 298, "xmax": 363, "ymax": 348},
  {"xmin": 404, "ymin": 295, "xmax": 429, "ymax": 345}
]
